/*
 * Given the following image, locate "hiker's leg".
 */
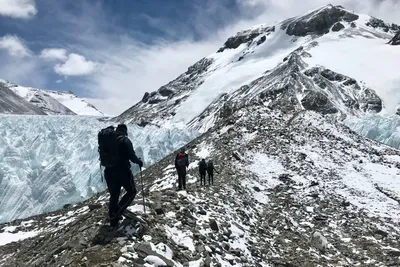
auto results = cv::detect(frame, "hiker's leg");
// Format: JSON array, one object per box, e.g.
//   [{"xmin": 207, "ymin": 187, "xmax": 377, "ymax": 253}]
[
  {"xmin": 182, "ymin": 169, "xmax": 187, "ymax": 189},
  {"xmin": 177, "ymin": 171, "xmax": 182, "ymax": 189},
  {"xmin": 208, "ymin": 173, "xmax": 211, "ymax": 185},
  {"xmin": 117, "ymin": 169, "xmax": 137, "ymax": 215},
  {"xmin": 105, "ymin": 169, "xmax": 121, "ymax": 226},
  {"xmin": 211, "ymin": 174, "xmax": 214, "ymax": 185}
]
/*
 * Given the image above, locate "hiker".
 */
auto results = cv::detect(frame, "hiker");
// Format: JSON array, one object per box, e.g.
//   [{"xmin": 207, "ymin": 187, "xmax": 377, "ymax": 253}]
[
  {"xmin": 175, "ymin": 148, "xmax": 189, "ymax": 190},
  {"xmin": 206, "ymin": 160, "xmax": 219, "ymax": 185},
  {"xmin": 98, "ymin": 124, "xmax": 143, "ymax": 227},
  {"xmin": 198, "ymin": 159, "xmax": 207, "ymax": 186}
]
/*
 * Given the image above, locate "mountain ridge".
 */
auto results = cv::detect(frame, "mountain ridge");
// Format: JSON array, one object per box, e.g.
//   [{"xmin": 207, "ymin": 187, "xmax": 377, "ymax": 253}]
[
  {"xmin": 0, "ymin": 79, "xmax": 104, "ymax": 116},
  {"xmin": 116, "ymin": 4, "xmax": 400, "ymax": 132}
]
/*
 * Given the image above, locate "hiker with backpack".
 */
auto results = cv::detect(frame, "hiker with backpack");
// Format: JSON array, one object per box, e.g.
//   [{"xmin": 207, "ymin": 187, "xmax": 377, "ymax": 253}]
[
  {"xmin": 206, "ymin": 160, "xmax": 219, "ymax": 185},
  {"xmin": 198, "ymin": 159, "xmax": 207, "ymax": 186},
  {"xmin": 175, "ymin": 148, "xmax": 189, "ymax": 190},
  {"xmin": 98, "ymin": 124, "xmax": 143, "ymax": 227}
]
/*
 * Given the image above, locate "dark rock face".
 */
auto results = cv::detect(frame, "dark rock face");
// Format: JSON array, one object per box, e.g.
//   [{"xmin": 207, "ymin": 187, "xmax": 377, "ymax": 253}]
[
  {"xmin": 218, "ymin": 32, "xmax": 260, "ymax": 52},
  {"xmin": 257, "ymin": 35, "xmax": 267, "ymax": 45},
  {"xmin": 158, "ymin": 86, "xmax": 174, "ymax": 97},
  {"xmin": 301, "ymin": 90, "xmax": 338, "ymax": 114},
  {"xmin": 396, "ymin": 106, "xmax": 400, "ymax": 116},
  {"xmin": 217, "ymin": 27, "xmax": 275, "ymax": 53},
  {"xmin": 388, "ymin": 32, "xmax": 400, "ymax": 45},
  {"xmin": 332, "ymin": 22, "xmax": 345, "ymax": 32},
  {"xmin": 141, "ymin": 92, "xmax": 150, "ymax": 103},
  {"xmin": 283, "ymin": 5, "xmax": 358, "ymax": 36},
  {"xmin": 366, "ymin": 17, "xmax": 400, "ymax": 33},
  {"xmin": 359, "ymin": 89, "xmax": 382, "ymax": 113}
]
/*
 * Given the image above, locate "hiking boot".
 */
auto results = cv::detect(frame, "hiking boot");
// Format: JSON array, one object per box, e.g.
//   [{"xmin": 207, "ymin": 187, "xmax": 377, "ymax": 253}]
[{"xmin": 110, "ymin": 217, "xmax": 119, "ymax": 228}]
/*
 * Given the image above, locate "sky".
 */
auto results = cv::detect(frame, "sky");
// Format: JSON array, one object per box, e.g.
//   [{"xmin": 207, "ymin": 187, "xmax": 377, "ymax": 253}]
[{"xmin": 0, "ymin": 0, "xmax": 399, "ymax": 116}]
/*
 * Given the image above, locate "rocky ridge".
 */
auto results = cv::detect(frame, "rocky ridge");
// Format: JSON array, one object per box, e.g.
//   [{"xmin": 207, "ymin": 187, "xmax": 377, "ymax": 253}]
[{"xmin": 115, "ymin": 4, "xmax": 399, "ymax": 130}]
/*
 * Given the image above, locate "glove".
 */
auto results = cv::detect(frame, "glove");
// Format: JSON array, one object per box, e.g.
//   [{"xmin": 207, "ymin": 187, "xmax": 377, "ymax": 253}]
[{"xmin": 138, "ymin": 159, "xmax": 143, "ymax": 168}]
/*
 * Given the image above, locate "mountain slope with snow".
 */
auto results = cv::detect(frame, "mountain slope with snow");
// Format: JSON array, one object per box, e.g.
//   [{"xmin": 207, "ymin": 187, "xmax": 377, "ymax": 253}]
[
  {"xmin": 45, "ymin": 90, "xmax": 104, "ymax": 116},
  {"xmin": 0, "ymin": 83, "xmax": 47, "ymax": 115},
  {"xmin": 116, "ymin": 5, "xmax": 400, "ymax": 132},
  {"xmin": 0, "ymin": 79, "xmax": 104, "ymax": 116}
]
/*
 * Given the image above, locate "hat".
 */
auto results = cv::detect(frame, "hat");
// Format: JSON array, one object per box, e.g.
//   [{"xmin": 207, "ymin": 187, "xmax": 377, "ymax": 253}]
[{"xmin": 116, "ymin": 124, "xmax": 128, "ymax": 134}]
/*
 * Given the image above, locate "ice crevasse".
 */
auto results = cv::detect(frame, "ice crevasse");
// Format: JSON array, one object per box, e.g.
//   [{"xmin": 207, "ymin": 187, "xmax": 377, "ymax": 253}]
[
  {"xmin": 0, "ymin": 115, "xmax": 199, "ymax": 223},
  {"xmin": 344, "ymin": 115, "xmax": 400, "ymax": 149}
]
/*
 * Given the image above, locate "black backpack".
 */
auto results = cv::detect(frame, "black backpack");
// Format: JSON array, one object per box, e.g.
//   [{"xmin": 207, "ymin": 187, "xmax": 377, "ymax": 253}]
[{"xmin": 98, "ymin": 126, "xmax": 122, "ymax": 167}]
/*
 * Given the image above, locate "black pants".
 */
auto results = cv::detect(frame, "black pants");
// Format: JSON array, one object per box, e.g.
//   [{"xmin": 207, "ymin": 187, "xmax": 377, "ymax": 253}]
[
  {"xmin": 177, "ymin": 168, "xmax": 186, "ymax": 189},
  {"xmin": 207, "ymin": 172, "xmax": 214, "ymax": 185},
  {"xmin": 105, "ymin": 167, "xmax": 137, "ymax": 225},
  {"xmin": 200, "ymin": 172, "xmax": 206, "ymax": 185}
]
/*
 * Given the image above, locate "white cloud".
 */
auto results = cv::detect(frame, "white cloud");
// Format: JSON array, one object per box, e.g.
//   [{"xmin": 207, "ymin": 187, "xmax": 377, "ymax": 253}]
[
  {"xmin": 0, "ymin": 35, "xmax": 31, "ymax": 57},
  {"xmin": 0, "ymin": 0, "xmax": 37, "ymax": 19},
  {"xmin": 40, "ymin": 48, "xmax": 68, "ymax": 61},
  {"xmin": 54, "ymin": 53, "xmax": 96, "ymax": 76}
]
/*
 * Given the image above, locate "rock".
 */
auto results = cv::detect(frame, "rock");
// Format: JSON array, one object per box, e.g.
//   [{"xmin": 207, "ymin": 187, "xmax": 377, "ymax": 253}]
[
  {"xmin": 222, "ymin": 242, "xmax": 230, "ymax": 251},
  {"xmin": 133, "ymin": 243, "xmax": 174, "ymax": 267},
  {"xmin": 331, "ymin": 22, "xmax": 345, "ymax": 32},
  {"xmin": 257, "ymin": 36, "xmax": 266, "ymax": 45},
  {"xmin": 253, "ymin": 186, "xmax": 261, "ymax": 192},
  {"xmin": 154, "ymin": 204, "xmax": 164, "ymax": 215},
  {"xmin": 301, "ymin": 90, "xmax": 338, "ymax": 114},
  {"xmin": 284, "ymin": 5, "xmax": 358, "ymax": 36},
  {"xmin": 342, "ymin": 201, "xmax": 351, "ymax": 207},
  {"xmin": 374, "ymin": 229, "xmax": 389, "ymax": 238},
  {"xmin": 63, "ymin": 204, "xmax": 72, "ymax": 209},
  {"xmin": 232, "ymin": 151, "xmax": 243, "ymax": 161},
  {"xmin": 159, "ymin": 86, "xmax": 174, "ymax": 97},
  {"xmin": 141, "ymin": 92, "xmax": 150, "ymax": 103},
  {"xmin": 387, "ymin": 250, "xmax": 400, "ymax": 257},
  {"xmin": 204, "ymin": 254, "xmax": 211, "ymax": 267},
  {"xmin": 310, "ymin": 231, "xmax": 329, "ymax": 252},
  {"xmin": 88, "ymin": 204, "xmax": 102, "ymax": 211},
  {"xmin": 197, "ymin": 209, "xmax": 207, "ymax": 215},
  {"xmin": 309, "ymin": 181, "xmax": 319, "ymax": 187}
]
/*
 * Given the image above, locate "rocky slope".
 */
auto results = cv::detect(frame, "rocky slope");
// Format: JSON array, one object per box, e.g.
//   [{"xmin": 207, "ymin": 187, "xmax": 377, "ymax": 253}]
[
  {"xmin": 1, "ymin": 105, "xmax": 400, "ymax": 267},
  {"xmin": 0, "ymin": 79, "xmax": 103, "ymax": 116},
  {"xmin": 116, "ymin": 5, "xmax": 400, "ymax": 131},
  {"xmin": 0, "ymin": 82, "xmax": 47, "ymax": 115}
]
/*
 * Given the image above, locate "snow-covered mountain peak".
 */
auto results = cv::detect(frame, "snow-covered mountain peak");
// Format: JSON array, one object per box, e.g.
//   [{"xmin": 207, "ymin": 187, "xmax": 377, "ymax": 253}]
[
  {"xmin": 117, "ymin": 5, "xmax": 400, "ymax": 132},
  {"xmin": 0, "ymin": 79, "xmax": 104, "ymax": 116}
]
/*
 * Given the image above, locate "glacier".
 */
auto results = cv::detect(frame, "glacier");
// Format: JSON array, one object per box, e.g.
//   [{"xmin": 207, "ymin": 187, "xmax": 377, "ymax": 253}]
[
  {"xmin": 0, "ymin": 115, "xmax": 198, "ymax": 223},
  {"xmin": 344, "ymin": 115, "xmax": 400, "ymax": 149}
]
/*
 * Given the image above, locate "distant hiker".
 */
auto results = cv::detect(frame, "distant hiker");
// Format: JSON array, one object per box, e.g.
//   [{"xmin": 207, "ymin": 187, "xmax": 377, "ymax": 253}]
[
  {"xmin": 206, "ymin": 160, "xmax": 219, "ymax": 185},
  {"xmin": 98, "ymin": 124, "xmax": 143, "ymax": 227},
  {"xmin": 175, "ymin": 147, "xmax": 189, "ymax": 190},
  {"xmin": 198, "ymin": 159, "xmax": 207, "ymax": 186}
]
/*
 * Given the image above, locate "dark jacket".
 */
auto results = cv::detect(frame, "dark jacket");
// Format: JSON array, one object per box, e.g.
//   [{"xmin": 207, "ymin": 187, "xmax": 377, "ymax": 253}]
[
  {"xmin": 199, "ymin": 161, "xmax": 207, "ymax": 174},
  {"xmin": 113, "ymin": 131, "xmax": 141, "ymax": 169},
  {"xmin": 175, "ymin": 153, "xmax": 189, "ymax": 170},
  {"xmin": 207, "ymin": 163, "xmax": 218, "ymax": 175}
]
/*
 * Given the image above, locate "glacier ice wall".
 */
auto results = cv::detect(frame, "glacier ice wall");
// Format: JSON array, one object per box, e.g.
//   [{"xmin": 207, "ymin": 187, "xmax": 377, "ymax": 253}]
[
  {"xmin": 344, "ymin": 115, "xmax": 400, "ymax": 149},
  {"xmin": 0, "ymin": 115, "xmax": 198, "ymax": 223}
]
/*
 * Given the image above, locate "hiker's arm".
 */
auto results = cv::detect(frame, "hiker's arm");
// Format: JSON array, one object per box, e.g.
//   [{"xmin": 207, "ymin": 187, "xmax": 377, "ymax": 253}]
[
  {"xmin": 124, "ymin": 138, "xmax": 142, "ymax": 165},
  {"xmin": 185, "ymin": 155, "xmax": 189, "ymax": 167}
]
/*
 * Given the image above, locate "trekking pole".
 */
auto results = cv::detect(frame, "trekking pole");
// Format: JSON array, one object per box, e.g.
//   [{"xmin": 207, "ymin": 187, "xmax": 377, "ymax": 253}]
[{"xmin": 140, "ymin": 167, "xmax": 146, "ymax": 216}]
